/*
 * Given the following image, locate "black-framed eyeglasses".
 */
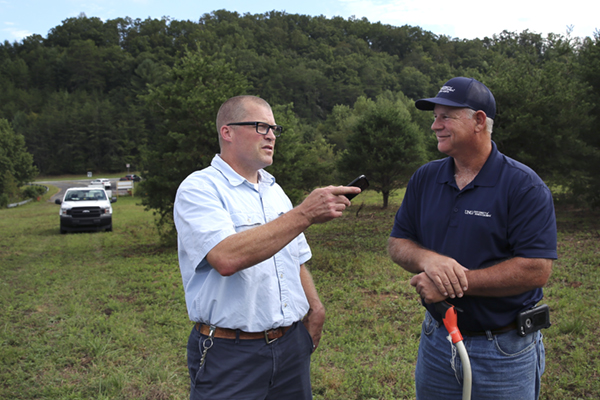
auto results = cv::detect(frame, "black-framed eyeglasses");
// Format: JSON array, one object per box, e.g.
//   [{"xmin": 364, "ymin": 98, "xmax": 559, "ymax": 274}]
[{"xmin": 227, "ymin": 121, "xmax": 283, "ymax": 137}]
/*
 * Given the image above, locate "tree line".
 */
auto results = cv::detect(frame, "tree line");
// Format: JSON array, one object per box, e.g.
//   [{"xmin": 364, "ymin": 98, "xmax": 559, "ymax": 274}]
[{"xmin": 1, "ymin": 10, "xmax": 599, "ymax": 229}]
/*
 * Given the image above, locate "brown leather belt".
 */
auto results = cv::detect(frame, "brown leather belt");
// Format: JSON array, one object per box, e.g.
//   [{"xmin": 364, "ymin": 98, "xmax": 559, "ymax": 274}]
[
  {"xmin": 461, "ymin": 321, "xmax": 518, "ymax": 337},
  {"xmin": 196, "ymin": 323, "xmax": 292, "ymax": 343}
]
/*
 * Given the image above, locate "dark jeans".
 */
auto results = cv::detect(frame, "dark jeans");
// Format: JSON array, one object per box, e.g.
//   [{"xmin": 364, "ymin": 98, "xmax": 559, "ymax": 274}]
[{"xmin": 187, "ymin": 321, "xmax": 314, "ymax": 400}]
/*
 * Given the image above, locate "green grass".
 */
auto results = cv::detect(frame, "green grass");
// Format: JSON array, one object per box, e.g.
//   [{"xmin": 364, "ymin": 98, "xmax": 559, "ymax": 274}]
[{"xmin": 1, "ymin": 187, "xmax": 599, "ymax": 399}]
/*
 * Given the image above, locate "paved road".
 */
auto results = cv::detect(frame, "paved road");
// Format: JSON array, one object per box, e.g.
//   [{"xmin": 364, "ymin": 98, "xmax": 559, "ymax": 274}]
[{"xmin": 37, "ymin": 178, "xmax": 121, "ymax": 202}]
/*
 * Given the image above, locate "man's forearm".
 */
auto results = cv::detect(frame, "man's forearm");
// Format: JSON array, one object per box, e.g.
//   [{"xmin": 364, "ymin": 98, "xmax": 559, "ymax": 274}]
[
  {"xmin": 207, "ymin": 207, "xmax": 312, "ymax": 276},
  {"xmin": 388, "ymin": 237, "xmax": 469, "ymax": 299},
  {"xmin": 207, "ymin": 185, "xmax": 359, "ymax": 276},
  {"xmin": 300, "ymin": 264, "xmax": 324, "ymax": 315},
  {"xmin": 465, "ymin": 257, "xmax": 552, "ymax": 297},
  {"xmin": 300, "ymin": 264, "xmax": 325, "ymax": 350},
  {"xmin": 387, "ymin": 237, "xmax": 428, "ymax": 274}
]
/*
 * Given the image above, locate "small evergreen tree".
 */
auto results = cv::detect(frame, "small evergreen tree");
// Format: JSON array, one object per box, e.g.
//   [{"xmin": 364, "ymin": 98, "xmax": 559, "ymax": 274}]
[
  {"xmin": 337, "ymin": 92, "xmax": 427, "ymax": 208},
  {"xmin": 0, "ymin": 119, "xmax": 38, "ymax": 206}
]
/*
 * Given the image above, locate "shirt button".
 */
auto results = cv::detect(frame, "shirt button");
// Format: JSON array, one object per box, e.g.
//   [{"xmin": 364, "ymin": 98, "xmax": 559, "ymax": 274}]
[
  {"xmin": 454, "ymin": 208, "xmax": 458, "ymax": 212},
  {"xmin": 280, "ymin": 274, "xmax": 283, "ymax": 278},
  {"xmin": 284, "ymin": 303, "xmax": 288, "ymax": 308}
]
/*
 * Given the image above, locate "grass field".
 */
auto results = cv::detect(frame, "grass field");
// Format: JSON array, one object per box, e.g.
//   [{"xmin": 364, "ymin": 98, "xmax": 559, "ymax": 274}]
[{"xmin": 1, "ymin": 186, "xmax": 598, "ymax": 399}]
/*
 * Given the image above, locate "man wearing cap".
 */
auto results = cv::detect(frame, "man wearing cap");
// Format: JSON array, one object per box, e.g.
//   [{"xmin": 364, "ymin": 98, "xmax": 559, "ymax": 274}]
[{"xmin": 387, "ymin": 77, "xmax": 557, "ymax": 399}]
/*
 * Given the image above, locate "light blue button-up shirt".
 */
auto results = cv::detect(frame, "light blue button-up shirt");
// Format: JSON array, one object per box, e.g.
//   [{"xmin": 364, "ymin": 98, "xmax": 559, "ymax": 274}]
[{"xmin": 173, "ymin": 155, "xmax": 312, "ymax": 332}]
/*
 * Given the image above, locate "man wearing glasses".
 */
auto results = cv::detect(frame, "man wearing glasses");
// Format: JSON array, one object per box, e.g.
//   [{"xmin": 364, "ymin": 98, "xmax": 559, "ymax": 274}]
[{"xmin": 174, "ymin": 95, "xmax": 360, "ymax": 400}]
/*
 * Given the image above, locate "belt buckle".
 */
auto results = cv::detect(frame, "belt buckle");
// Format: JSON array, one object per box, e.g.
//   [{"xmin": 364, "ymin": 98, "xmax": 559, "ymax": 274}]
[{"xmin": 265, "ymin": 329, "xmax": 278, "ymax": 344}]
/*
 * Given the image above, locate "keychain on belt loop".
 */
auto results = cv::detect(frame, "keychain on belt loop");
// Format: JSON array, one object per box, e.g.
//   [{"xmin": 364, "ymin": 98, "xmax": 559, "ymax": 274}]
[{"xmin": 199, "ymin": 325, "xmax": 216, "ymax": 368}]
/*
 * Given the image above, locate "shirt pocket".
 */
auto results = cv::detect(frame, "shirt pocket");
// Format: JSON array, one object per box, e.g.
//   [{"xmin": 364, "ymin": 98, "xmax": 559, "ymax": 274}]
[{"xmin": 231, "ymin": 212, "xmax": 264, "ymax": 233}]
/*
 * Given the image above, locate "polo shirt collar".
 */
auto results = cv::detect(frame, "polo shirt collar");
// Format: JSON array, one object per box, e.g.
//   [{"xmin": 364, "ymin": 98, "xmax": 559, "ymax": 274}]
[
  {"xmin": 436, "ymin": 141, "xmax": 502, "ymax": 188},
  {"xmin": 473, "ymin": 141, "xmax": 502, "ymax": 187},
  {"xmin": 211, "ymin": 154, "xmax": 276, "ymax": 187}
]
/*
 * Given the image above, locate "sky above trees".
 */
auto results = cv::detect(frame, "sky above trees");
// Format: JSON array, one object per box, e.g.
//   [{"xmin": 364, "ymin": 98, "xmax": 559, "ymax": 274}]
[{"xmin": 1, "ymin": 0, "xmax": 598, "ymax": 43}]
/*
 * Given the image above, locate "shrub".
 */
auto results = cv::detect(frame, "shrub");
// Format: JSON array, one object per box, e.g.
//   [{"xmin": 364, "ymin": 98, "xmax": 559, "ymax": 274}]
[{"xmin": 21, "ymin": 185, "xmax": 47, "ymax": 200}]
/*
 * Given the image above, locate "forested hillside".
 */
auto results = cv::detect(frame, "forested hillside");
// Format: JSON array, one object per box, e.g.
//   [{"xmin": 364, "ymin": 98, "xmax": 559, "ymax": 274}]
[{"xmin": 1, "ymin": 10, "xmax": 599, "ymax": 213}]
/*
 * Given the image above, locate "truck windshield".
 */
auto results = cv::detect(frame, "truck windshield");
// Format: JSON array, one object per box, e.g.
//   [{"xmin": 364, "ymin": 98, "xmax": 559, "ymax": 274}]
[{"xmin": 66, "ymin": 190, "xmax": 106, "ymax": 201}]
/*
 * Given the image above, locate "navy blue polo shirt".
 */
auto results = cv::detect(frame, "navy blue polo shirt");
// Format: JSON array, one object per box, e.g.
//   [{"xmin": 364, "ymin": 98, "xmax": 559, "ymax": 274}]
[{"xmin": 390, "ymin": 141, "xmax": 557, "ymax": 331}]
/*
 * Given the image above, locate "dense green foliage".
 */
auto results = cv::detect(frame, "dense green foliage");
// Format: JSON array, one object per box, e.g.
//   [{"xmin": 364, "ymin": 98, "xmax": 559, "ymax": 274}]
[
  {"xmin": 1, "ymin": 11, "xmax": 600, "ymax": 215},
  {"xmin": 138, "ymin": 50, "xmax": 248, "ymax": 237},
  {"xmin": 0, "ymin": 119, "xmax": 38, "ymax": 206}
]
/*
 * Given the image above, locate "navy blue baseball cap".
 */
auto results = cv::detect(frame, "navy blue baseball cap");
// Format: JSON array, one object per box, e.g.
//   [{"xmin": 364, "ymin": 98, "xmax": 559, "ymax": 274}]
[{"xmin": 415, "ymin": 77, "xmax": 496, "ymax": 119}]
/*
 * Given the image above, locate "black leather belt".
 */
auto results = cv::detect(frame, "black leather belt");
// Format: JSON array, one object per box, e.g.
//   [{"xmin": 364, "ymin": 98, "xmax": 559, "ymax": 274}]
[{"xmin": 460, "ymin": 321, "xmax": 518, "ymax": 337}]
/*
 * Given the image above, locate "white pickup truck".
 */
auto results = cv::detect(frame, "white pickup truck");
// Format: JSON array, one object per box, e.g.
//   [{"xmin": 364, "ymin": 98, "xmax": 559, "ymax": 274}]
[{"xmin": 54, "ymin": 187, "xmax": 117, "ymax": 234}]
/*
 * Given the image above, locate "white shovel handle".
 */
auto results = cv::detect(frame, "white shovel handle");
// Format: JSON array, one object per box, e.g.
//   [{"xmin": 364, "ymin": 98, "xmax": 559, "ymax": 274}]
[{"xmin": 456, "ymin": 340, "xmax": 472, "ymax": 400}]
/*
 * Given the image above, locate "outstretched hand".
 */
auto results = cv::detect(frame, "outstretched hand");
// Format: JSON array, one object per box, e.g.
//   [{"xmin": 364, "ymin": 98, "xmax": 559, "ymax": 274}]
[{"xmin": 298, "ymin": 185, "xmax": 361, "ymax": 225}]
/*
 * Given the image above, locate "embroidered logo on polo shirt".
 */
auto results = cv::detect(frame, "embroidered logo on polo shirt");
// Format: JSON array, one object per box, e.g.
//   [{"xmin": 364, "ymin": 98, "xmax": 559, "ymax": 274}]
[
  {"xmin": 464, "ymin": 209, "xmax": 492, "ymax": 218},
  {"xmin": 439, "ymin": 85, "xmax": 455, "ymax": 94}
]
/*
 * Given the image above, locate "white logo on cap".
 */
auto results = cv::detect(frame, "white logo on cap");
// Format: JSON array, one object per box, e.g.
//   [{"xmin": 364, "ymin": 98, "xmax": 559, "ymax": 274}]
[{"xmin": 439, "ymin": 85, "xmax": 455, "ymax": 94}]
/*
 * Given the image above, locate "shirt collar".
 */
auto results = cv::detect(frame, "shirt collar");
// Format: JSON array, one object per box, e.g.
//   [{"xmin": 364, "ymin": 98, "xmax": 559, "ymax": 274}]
[
  {"xmin": 211, "ymin": 154, "xmax": 276, "ymax": 187},
  {"xmin": 473, "ymin": 141, "xmax": 502, "ymax": 187},
  {"xmin": 436, "ymin": 141, "xmax": 502, "ymax": 188}
]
